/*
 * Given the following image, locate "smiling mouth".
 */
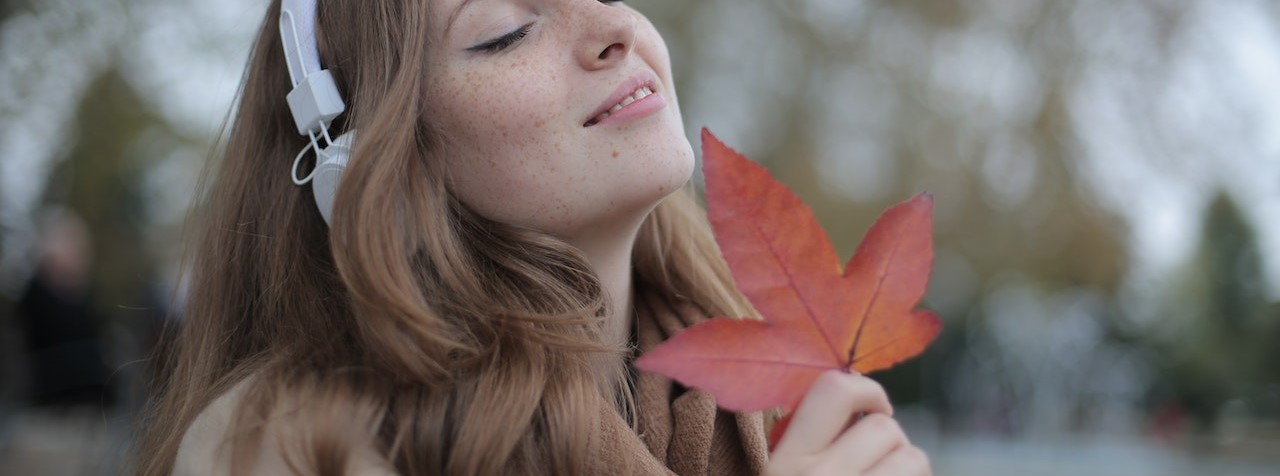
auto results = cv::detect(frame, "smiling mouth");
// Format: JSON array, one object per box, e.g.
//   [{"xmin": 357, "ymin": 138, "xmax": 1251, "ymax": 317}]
[{"xmin": 584, "ymin": 84, "xmax": 656, "ymax": 127}]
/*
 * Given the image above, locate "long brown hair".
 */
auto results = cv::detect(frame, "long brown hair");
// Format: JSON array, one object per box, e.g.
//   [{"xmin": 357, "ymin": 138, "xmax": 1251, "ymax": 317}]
[{"xmin": 135, "ymin": 1, "xmax": 752, "ymax": 474}]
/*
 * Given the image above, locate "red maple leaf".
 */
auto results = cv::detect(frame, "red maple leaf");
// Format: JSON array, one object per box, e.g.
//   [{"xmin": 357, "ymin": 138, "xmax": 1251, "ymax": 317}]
[{"xmin": 635, "ymin": 129, "xmax": 941, "ymax": 445}]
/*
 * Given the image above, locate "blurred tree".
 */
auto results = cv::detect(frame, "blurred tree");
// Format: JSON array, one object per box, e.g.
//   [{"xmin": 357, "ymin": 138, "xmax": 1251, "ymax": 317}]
[
  {"xmin": 1147, "ymin": 192, "xmax": 1276, "ymax": 427},
  {"xmin": 0, "ymin": 0, "xmax": 17, "ymax": 20},
  {"xmin": 44, "ymin": 67, "xmax": 159, "ymax": 315},
  {"xmin": 1198, "ymin": 195, "xmax": 1268, "ymax": 345}
]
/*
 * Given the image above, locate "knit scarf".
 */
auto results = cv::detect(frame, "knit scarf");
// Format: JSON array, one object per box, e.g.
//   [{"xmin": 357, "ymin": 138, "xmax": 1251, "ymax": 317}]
[{"xmin": 590, "ymin": 292, "xmax": 771, "ymax": 475}]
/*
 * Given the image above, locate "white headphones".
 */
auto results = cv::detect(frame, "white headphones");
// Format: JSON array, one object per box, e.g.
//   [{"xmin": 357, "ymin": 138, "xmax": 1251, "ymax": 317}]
[{"xmin": 279, "ymin": 0, "xmax": 353, "ymax": 226}]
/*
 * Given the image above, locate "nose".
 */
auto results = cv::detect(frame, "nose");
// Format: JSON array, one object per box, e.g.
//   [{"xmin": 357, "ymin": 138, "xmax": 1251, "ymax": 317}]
[{"xmin": 575, "ymin": 2, "xmax": 638, "ymax": 70}]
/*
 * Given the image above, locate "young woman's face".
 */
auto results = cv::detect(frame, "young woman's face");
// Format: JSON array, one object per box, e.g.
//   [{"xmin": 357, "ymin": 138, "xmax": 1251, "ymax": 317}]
[{"xmin": 424, "ymin": 0, "xmax": 694, "ymax": 241}]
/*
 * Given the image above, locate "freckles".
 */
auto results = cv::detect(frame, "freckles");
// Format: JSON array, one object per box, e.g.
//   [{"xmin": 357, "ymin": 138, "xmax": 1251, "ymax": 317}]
[{"xmin": 556, "ymin": 201, "xmax": 569, "ymax": 220}]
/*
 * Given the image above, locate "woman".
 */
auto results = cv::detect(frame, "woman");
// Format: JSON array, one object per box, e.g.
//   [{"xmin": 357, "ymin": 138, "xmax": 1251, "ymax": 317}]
[{"xmin": 135, "ymin": 0, "xmax": 931, "ymax": 474}]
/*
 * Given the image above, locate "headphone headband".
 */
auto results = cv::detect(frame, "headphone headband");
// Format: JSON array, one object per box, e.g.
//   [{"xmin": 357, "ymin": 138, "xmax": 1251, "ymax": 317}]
[{"xmin": 280, "ymin": 0, "xmax": 322, "ymax": 85}]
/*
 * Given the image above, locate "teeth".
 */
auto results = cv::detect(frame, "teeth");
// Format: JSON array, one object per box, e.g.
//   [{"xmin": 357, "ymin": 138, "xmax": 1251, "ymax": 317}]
[{"xmin": 588, "ymin": 86, "xmax": 655, "ymax": 126}]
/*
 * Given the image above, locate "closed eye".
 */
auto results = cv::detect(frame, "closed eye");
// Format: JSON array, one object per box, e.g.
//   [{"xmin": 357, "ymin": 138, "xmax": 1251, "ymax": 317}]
[{"xmin": 468, "ymin": 23, "xmax": 533, "ymax": 53}]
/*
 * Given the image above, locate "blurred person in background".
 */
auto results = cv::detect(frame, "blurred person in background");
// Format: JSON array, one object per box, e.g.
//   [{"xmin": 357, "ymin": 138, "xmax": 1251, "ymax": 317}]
[
  {"xmin": 16, "ymin": 209, "xmax": 114, "ymax": 410},
  {"xmin": 133, "ymin": 0, "xmax": 931, "ymax": 475}
]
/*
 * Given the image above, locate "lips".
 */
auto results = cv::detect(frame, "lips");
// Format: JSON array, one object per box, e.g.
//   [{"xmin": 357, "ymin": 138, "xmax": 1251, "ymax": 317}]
[{"xmin": 584, "ymin": 71, "xmax": 660, "ymax": 127}]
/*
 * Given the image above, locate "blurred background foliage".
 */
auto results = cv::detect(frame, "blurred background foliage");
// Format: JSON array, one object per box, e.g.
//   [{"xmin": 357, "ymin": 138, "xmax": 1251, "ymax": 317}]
[{"xmin": 0, "ymin": 0, "xmax": 1277, "ymax": 474}]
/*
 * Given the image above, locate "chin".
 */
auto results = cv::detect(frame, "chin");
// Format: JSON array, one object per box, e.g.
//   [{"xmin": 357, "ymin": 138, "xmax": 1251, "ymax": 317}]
[
  {"xmin": 658, "ymin": 113, "xmax": 696, "ymax": 179},
  {"xmin": 602, "ymin": 141, "xmax": 693, "ymax": 225},
  {"xmin": 588, "ymin": 117, "xmax": 694, "ymax": 223},
  {"xmin": 652, "ymin": 131, "xmax": 697, "ymax": 197}
]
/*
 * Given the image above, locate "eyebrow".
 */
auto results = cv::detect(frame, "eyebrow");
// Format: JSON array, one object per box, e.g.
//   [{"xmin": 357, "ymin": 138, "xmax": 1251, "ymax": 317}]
[{"xmin": 443, "ymin": 0, "xmax": 481, "ymax": 38}]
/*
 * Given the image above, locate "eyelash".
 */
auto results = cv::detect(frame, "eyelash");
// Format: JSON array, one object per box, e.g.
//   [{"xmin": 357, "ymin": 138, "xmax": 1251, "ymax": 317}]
[
  {"xmin": 469, "ymin": 1, "xmax": 625, "ymax": 54},
  {"xmin": 470, "ymin": 23, "xmax": 533, "ymax": 54}
]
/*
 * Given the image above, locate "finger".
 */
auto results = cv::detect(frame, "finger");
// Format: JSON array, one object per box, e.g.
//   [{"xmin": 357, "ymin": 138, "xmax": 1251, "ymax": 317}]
[
  {"xmin": 863, "ymin": 444, "xmax": 932, "ymax": 476},
  {"xmin": 772, "ymin": 370, "xmax": 892, "ymax": 456},
  {"xmin": 825, "ymin": 413, "xmax": 907, "ymax": 473}
]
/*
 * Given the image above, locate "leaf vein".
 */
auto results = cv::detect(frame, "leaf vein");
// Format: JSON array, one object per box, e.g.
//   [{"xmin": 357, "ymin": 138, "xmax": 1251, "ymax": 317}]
[
  {"xmin": 847, "ymin": 230, "xmax": 905, "ymax": 364},
  {"xmin": 850, "ymin": 335, "xmax": 906, "ymax": 366},
  {"xmin": 686, "ymin": 356, "xmax": 833, "ymax": 370},
  {"xmin": 750, "ymin": 218, "xmax": 845, "ymax": 365}
]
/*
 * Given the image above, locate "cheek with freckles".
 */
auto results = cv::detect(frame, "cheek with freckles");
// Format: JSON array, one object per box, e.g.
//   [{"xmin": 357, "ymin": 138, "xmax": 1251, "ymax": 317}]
[{"xmin": 429, "ymin": 64, "xmax": 593, "ymax": 232}]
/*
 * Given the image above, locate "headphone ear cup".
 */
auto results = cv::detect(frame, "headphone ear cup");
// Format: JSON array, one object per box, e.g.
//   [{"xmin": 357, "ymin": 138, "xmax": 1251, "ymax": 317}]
[{"xmin": 311, "ymin": 131, "xmax": 356, "ymax": 226}]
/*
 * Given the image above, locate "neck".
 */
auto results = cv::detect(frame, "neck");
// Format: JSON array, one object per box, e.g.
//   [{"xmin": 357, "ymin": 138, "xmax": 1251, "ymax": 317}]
[{"xmin": 569, "ymin": 217, "xmax": 647, "ymax": 347}]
